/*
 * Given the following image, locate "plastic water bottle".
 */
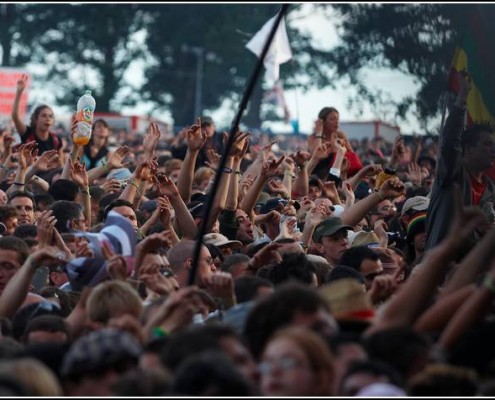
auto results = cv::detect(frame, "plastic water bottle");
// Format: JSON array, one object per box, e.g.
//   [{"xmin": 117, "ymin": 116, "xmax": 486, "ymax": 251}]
[{"xmin": 74, "ymin": 90, "xmax": 96, "ymax": 145}]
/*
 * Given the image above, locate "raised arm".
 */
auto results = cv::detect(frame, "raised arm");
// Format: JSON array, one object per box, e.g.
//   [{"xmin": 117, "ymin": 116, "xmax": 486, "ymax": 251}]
[
  {"xmin": 11, "ymin": 74, "xmax": 28, "ymax": 136},
  {"xmin": 340, "ymin": 177, "xmax": 405, "ymax": 227},
  {"xmin": 0, "ymin": 247, "xmax": 69, "ymax": 319},
  {"xmin": 155, "ymin": 173, "xmax": 198, "ymax": 239},
  {"xmin": 177, "ymin": 119, "xmax": 206, "ymax": 203},
  {"xmin": 239, "ymin": 155, "xmax": 285, "ymax": 218},
  {"xmin": 87, "ymin": 145, "xmax": 130, "ymax": 183},
  {"xmin": 366, "ymin": 186, "xmax": 487, "ymax": 336},
  {"xmin": 291, "ymin": 151, "xmax": 311, "ymax": 198},
  {"xmin": 70, "ymin": 159, "xmax": 91, "ymax": 226}
]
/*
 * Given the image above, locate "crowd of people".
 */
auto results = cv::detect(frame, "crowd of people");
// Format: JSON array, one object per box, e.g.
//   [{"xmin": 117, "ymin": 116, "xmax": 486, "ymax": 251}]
[{"xmin": 0, "ymin": 71, "xmax": 494, "ymax": 396}]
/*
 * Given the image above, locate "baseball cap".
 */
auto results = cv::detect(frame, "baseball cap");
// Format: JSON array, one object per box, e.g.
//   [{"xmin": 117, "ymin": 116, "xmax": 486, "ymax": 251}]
[
  {"xmin": 140, "ymin": 200, "xmax": 158, "ymax": 213},
  {"xmin": 260, "ymin": 198, "xmax": 300, "ymax": 215},
  {"xmin": 312, "ymin": 217, "xmax": 353, "ymax": 243},
  {"xmin": 200, "ymin": 116, "xmax": 214, "ymax": 126},
  {"xmin": 61, "ymin": 328, "xmax": 142, "ymax": 379},
  {"xmin": 106, "ymin": 167, "xmax": 133, "ymax": 181},
  {"xmin": 203, "ymin": 233, "xmax": 242, "ymax": 249},
  {"xmin": 401, "ymin": 196, "xmax": 430, "ymax": 217}
]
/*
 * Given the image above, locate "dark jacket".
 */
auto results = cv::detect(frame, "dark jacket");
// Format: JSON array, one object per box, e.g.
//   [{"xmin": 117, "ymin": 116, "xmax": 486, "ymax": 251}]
[{"xmin": 424, "ymin": 104, "xmax": 495, "ymax": 252}]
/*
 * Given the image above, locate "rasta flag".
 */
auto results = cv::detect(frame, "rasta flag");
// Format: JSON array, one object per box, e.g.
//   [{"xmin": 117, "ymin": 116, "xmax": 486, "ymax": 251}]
[{"xmin": 447, "ymin": 5, "xmax": 495, "ymax": 126}]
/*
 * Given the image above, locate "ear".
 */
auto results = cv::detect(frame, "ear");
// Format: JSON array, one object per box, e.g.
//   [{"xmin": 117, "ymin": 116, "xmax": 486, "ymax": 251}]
[{"xmin": 184, "ymin": 258, "xmax": 192, "ymax": 270}]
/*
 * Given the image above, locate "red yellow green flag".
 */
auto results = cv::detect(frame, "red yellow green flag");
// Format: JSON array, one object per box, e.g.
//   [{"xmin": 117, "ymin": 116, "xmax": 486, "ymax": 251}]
[{"xmin": 447, "ymin": 5, "xmax": 495, "ymax": 126}]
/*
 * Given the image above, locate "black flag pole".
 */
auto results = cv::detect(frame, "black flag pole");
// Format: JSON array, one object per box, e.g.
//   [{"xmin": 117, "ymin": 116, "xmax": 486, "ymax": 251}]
[{"xmin": 188, "ymin": 4, "xmax": 290, "ymax": 286}]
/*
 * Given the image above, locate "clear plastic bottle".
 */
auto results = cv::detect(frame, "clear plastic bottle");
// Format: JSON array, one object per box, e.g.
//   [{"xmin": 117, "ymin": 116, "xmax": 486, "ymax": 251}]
[{"xmin": 74, "ymin": 90, "xmax": 96, "ymax": 145}]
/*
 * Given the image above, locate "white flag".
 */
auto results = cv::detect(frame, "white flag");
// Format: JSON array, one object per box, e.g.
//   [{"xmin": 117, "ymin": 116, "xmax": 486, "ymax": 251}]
[{"xmin": 245, "ymin": 15, "xmax": 292, "ymax": 83}]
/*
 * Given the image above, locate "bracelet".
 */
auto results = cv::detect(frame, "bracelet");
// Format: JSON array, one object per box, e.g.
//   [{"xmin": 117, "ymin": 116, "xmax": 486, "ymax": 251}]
[
  {"xmin": 151, "ymin": 326, "xmax": 169, "ymax": 338},
  {"xmin": 235, "ymin": 170, "xmax": 242, "ymax": 176},
  {"xmin": 13, "ymin": 182, "xmax": 25, "ymax": 186},
  {"xmin": 222, "ymin": 167, "xmax": 233, "ymax": 174},
  {"xmin": 483, "ymin": 276, "xmax": 495, "ymax": 294},
  {"xmin": 80, "ymin": 188, "xmax": 91, "ymax": 198},
  {"xmin": 129, "ymin": 180, "xmax": 139, "ymax": 189},
  {"xmin": 315, "ymin": 135, "xmax": 323, "ymax": 139}
]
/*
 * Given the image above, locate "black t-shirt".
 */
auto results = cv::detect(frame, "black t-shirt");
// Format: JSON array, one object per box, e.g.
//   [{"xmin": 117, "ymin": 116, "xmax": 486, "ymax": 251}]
[{"xmin": 21, "ymin": 126, "xmax": 62, "ymax": 154}]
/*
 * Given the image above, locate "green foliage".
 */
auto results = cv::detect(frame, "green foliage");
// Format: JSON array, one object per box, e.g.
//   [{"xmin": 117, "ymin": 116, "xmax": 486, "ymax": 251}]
[{"xmin": 327, "ymin": 4, "xmax": 495, "ymax": 132}]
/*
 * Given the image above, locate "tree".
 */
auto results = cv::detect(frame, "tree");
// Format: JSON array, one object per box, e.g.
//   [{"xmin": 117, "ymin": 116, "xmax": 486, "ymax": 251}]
[
  {"xmin": 141, "ymin": 4, "xmax": 334, "ymax": 128},
  {"xmin": 0, "ymin": 4, "xmax": 57, "ymax": 67},
  {"xmin": 32, "ymin": 4, "xmax": 147, "ymax": 113},
  {"xmin": 325, "ymin": 4, "xmax": 495, "ymax": 134}
]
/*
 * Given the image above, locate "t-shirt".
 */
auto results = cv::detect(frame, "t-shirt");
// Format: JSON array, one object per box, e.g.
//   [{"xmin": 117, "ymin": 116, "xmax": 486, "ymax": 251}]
[
  {"xmin": 470, "ymin": 175, "xmax": 487, "ymax": 206},
  {"xmin": 21, "ymin": 126, "xmax": 62, "ymax": 154}
]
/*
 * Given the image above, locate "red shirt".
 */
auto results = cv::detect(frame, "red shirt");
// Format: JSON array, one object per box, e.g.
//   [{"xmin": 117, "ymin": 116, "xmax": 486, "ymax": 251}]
[{"xmin": 470, "ymin": 176, "xmax": 487, "ymax": 205}]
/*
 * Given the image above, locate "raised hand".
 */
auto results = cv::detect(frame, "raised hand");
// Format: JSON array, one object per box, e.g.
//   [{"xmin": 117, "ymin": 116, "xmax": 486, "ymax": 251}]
[
  {"xmin": 143, "ymin": 122, "xmax": 161, "ymax": 157},
  {"xmin": 136, "ymin": 230, "xmax": 173, "ymax": 257},
  {"xmin": 305, "ymin": 205, "xmax": 327, "ymax": 227},
  {"xmin": 107, "ymin": 146, "xmax": 130, "ymax": 169},
  {"xmin": 186, "ymin": 118, "xmax": 207, "ymax": 151},
  {"xmin": 405, "ymin": 162, "xmax": 425, "ymax": 186},
  {"xmin": 260, "ymin": 155, "xmax": 285, "ymax": 179},
  {"xmin": 102, "ymin": 240, "xmax": 128, "ymax": 281},
  {"xmin": 36, "ymin": 210, "xmax": 57, "ymax": 247},
  {"xmin": 134, "ymin": 160, "xmax": 158, "ymax": 182},
  {"xmin": 379, "ymin": 177, "xmax": 406, "ymax": 200},
  {"xmin": 25, "ymin": 246, "xmax": 69, "ymax": 270},
  {"xmin": 311, "ymin": 142, "xmax": 333, "ymax": 161},
  {"xmin": 229, "ymin": 130, "xmax": 250, "ymax": 159},
  {"xmin": 342, "ymin": 181, "xmax": 355, "ymax": 204},
  {"xmin": 267, "ymin": 179, "xmax": 289, "ymax": 198},
  {"xmin": 290, "ymin": 150, "xmax": 311, "ymax": 168},
  {"xmin": 32, "ymin": 150, "xmax": 59, "ymax": 172},
  {"xmin": 205, "ymin": 148, "xmax": 221, "ymax": 170},
  {"xmin": 154, "ymin": 172, "xmax": 179, "ymax": 198},
  {"xmin": 101, "ymin": 178, "xmax": 122, "ymax": 193},
  {"xmin": 249, "ymin": 242, "xmax": 284, "ymax": 271},
  {"xmin": 140, "ymin": 257, "xmax": 179, "ymax": 296},
  {"xmin": 0, "ymin": 134, "xmax": 15, "ymax": 163},
  {"xmin": 203, "ymin": 271, "xmax": 235, "ymax": 302},
  {"xmin": 70, "ymin": 159, "xmax": 89, "ymax": 189},
  {"xmin": 157, "ymin": 195, "xmax": 173, "ymax": 226},
  {"xmin": 16, "ymin": 74, "xmax": 28, "ymax": 93},
  {"xmin": 361, "ymin": 163, "xmax": 383, "ymax": 178}
]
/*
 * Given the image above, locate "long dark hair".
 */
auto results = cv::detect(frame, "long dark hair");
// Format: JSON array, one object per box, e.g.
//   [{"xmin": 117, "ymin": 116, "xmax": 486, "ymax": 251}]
[{"xmin": 30, "ymin": 105, "xmax": 53, "ymax": 131}]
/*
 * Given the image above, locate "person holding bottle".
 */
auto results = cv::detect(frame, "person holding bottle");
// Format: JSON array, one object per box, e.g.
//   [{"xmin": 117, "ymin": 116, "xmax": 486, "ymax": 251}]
[
  {"xmin": 80, "ymin": 119, "xmax": 110, "ymax": 170},
  {"xmin": 12, "ymin": 74, "xmax": 62, "ymax": 157}
]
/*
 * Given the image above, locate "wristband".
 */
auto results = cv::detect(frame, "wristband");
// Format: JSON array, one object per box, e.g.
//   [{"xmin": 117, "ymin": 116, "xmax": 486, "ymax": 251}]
[
  {"xmin": 235, "ymin": 170, "xmax": 242, "ymax": 176},
  {"xmin": 222, "ymin": 167, "xmax": 233, "ymax": 174},
  {"xmin": 315, "ymin": 135, "xmax": 323, "ymax": 139},
  {"xmin": 80, "ymin": 188, "xmax": 91, "ymax": 197},
  {"xmin": 129, "ymin": 180, "xmax": 139, "ymax": 189},
  {"xmin": 13, "ymin": 182, "xmax": 25, "ymax": 186},
  {"xmin": 329, "ymin": 167, "xmax": 341, "ymax": 177},
  {"xmin": 151, "ymin": 326, "xmax": 169, "ymax": 338}
]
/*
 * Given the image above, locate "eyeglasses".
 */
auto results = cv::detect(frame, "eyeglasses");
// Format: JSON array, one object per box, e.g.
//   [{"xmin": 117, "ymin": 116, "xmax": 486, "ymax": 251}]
[{"xmin": 258, "ymin": 356, "xmax": 307, "ymax": 375}]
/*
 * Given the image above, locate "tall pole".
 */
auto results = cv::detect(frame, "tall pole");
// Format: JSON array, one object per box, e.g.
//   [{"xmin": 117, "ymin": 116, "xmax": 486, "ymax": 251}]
[
  {"xmin": 188, "ymin": 4, "xmax": 290, "ymax": 286},
  {"xmin": 194, "ymin": 47, "xmax": 204, "ymax": 119}
]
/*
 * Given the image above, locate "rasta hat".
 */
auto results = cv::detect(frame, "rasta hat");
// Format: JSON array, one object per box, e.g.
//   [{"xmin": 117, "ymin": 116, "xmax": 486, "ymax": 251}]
[{"xmin": 406, "ymin": 211, "xmax": 427, "ymax": 240}]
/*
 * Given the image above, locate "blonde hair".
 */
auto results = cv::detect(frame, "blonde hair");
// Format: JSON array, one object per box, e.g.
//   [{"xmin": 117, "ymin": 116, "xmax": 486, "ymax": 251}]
[
  {"xmin": 0, "ymin": 358, "xmax": 63, "ymax": 396},
  {"xmin": 164, "ymin": 158, "xmax": 183, "ymax": 176},
  {"xmin": 193, "ymin": 167, "xmax": 215, "ymax": 189},
  {"xmin": 87, "ymin": 280, "xmax": 143, "ymax": 324}
]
